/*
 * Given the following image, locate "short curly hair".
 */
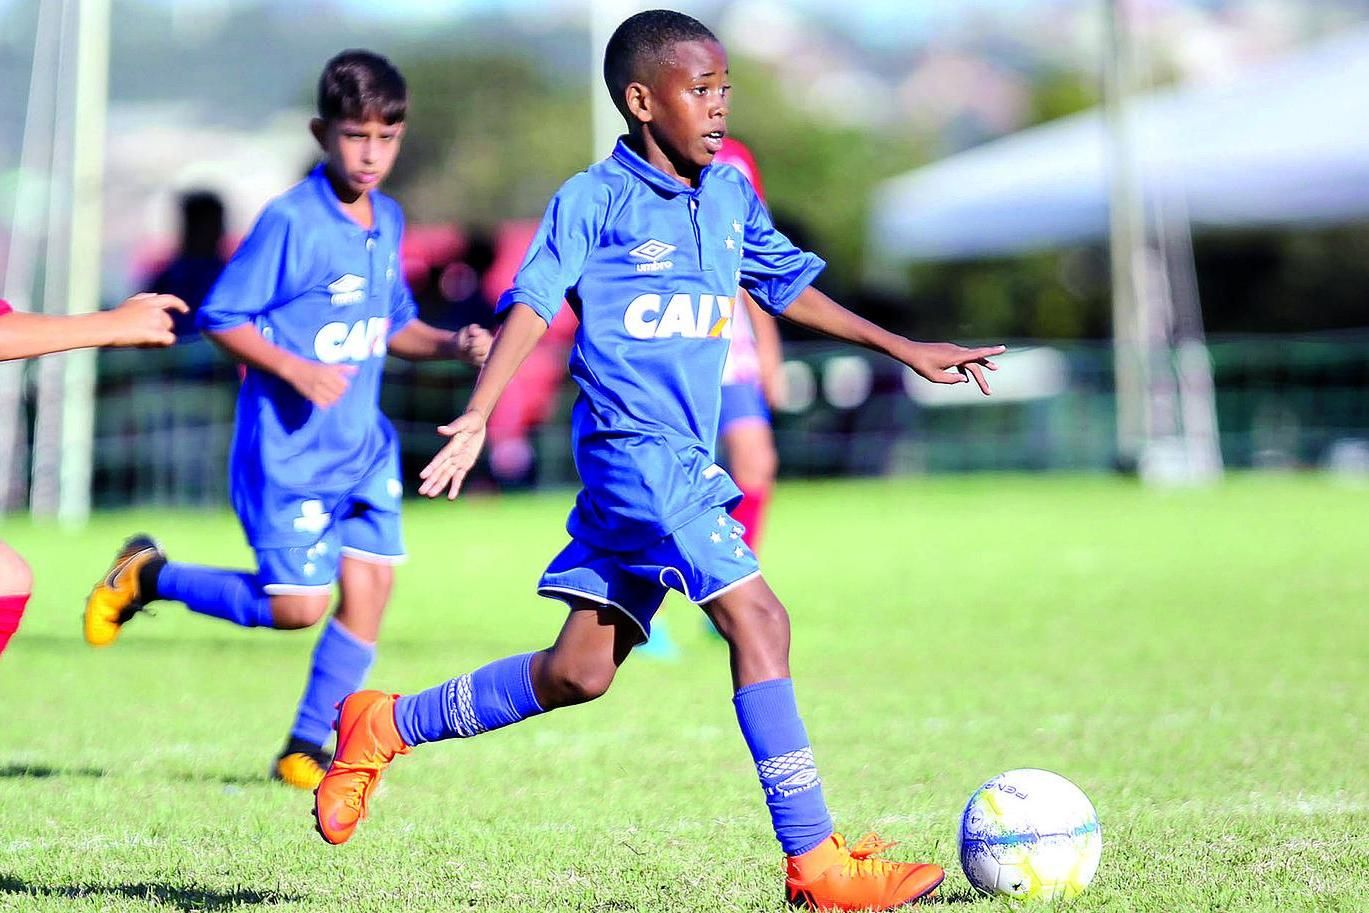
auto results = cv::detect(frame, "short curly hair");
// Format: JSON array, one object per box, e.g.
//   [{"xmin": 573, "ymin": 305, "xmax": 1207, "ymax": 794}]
[{"xmin": 603, "ymin": 10, "xmax": 719, "ymax": 118}]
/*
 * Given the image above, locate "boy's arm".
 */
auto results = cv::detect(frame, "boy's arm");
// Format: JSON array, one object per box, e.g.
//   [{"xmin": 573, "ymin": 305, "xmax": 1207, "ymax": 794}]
[
  {"xmin": 417, "ymin": 303, "xmax": 549, "ymax": 500},
  {"xmin": 386, "ymin": 320, "xmax": 492, "ymax": 365},
  {"xmin": 205, "ymin": 324, "xmax": 356, "ymax": 409},
  {"xmin": 0, "ymin": 293, "xmax": 186, "ymax": 362},
  {"xmin": 780, "ymin": 286, "xmax": 1004, "ymax": 394}
]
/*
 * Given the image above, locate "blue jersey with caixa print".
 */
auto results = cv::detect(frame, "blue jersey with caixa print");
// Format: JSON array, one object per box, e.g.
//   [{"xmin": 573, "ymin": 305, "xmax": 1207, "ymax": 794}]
[
  {"xmin": 198, "ymin": 164, "xmax": 417, "ymax": 548},
  {"xmin": 499, "ymin": 139, "xmax": 824, "ymax": 551}
]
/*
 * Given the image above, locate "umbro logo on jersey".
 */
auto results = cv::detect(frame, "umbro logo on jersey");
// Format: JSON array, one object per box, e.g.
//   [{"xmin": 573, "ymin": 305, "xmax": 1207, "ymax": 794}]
[
  {"xmin": 629, "ymin": 239, "xmax": 675, "ymax": 273},
  {"xmin": 327, "ymin": 274, "xmax": 366, "ymax": 306}
]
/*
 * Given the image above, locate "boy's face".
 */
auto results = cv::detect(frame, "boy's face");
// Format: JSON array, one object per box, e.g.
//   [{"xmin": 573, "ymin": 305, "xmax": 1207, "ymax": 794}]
[
  {"xmin": 631, "ymin": 39, "xmax": 730, "ymax": 170},
  {"xmin": 312, "ymin": 116, "xmax": 405, "ymax": 197}
]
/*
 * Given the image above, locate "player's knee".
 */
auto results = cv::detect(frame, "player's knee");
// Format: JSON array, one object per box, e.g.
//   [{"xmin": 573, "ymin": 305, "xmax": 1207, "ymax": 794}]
[
  {"xmin": 269, "ymin": 593, "xmax": 331, "ymax": 629},
  {"xmin": 0, "ymin": 542, "xmax": 33, "ymax": 597},
  {"xmin": 731, "ymin": 443, "xmax": 778, "ymax": 491},
  {"xmin": 538, "ymin": 655, "xmax": 616, "ymax": 708},
  {"xmin": 341, "ymin": 558, "xmax": 394, "ymax": 607},
  {"xmin": 711, "ymin": 590, "xmax": 790, "ymax": 646}
]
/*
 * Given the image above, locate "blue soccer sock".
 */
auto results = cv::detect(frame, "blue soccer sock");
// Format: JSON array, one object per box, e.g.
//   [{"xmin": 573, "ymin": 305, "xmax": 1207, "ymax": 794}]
[
  {"xmin": 394, "ymin": 652, "xmax": 545, "ymax": 746},
  {"xmin": 155, "ymin": 562, "xmax": 276, "ymax": 628},
  {"xmin": 290, "ymin": 618, "xmax": 375, "ymax": 747},
  {"xmin": 734, "ymin": 677, "xmax": 835, "ymax": 856}
]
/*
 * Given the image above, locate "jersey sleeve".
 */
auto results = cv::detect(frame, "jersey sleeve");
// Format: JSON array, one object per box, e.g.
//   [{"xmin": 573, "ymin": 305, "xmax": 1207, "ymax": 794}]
[
  {"xmin": 197, "ymin": 205, "xmax": 302, "ymax": 333},
  {"xmin": 738, "ymin": 182, "xmax": 825, "ymax": 316},
  {"xmin": 388, "ymin": 214, "xmax": 418, "ymax": 337},
  {"xmin": 496, "ymin": 173, "xmax": 605, "ymax": 326}
]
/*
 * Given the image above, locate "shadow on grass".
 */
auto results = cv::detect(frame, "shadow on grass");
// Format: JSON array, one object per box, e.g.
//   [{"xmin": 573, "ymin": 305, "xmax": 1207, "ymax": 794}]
[
  {"xmin": 924, "ymin": 885, "xmax": 986, "ymax": 905},
  {"xmin": 0, "ymin": 875, "xmax": 298, "ymax": 910},
  {"xmin": 0, "ymin": 764, "xmax": 108, "ymax": 779},
  {"xmin": 169, "ymin": 768, "xmax": 276, "ymax": 788}
]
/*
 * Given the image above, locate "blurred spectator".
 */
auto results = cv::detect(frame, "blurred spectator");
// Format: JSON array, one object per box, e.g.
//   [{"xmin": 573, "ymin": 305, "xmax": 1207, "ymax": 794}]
[
  {"xmin": 416, "ymin": 230, "xmax": 497, "ymax": 331},
  {"xmin": 144, "ymin": 190, "xmax": 227, "ymax": 339}
]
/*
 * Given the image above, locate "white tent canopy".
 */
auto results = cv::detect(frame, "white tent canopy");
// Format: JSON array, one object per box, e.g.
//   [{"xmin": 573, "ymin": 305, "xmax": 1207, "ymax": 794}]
[{"xmin": 869, "ymin": 24, "xmax": 1369, "ymax": 263}]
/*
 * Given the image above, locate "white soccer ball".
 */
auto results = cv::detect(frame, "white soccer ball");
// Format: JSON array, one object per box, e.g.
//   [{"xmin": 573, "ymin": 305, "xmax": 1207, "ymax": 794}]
[{"xmin": 958, "ymin": 768, "xmax": 1102, "ymax": 901}]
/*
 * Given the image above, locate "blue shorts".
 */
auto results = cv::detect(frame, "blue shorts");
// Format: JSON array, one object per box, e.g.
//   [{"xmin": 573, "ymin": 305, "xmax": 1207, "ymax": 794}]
[
  {"xmin": 537, "ymin": 507, "xmax": 761, "ymax": 642},
  {"xmin": 255, "ymin": 495, "xmax": 406, "ymax": 595},
  {"xmin": 720, "ymin": 380, "xmax": 770, "ymax": 434}
]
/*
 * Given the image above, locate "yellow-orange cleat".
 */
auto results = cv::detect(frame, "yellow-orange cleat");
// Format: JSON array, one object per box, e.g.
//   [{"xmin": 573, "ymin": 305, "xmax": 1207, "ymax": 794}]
[
  {"xmin": 786, "ymin": 833, "xmax": 945, "ymax": 911},
  {"xmin": 313, "ymin": 690, "xmax": 409, "ymax": 845},
  {"xmin": 272, "ymin": 739, "xmax": 331, "ymax": 791},
  {"xmin": 84, "ymin": 535, "xmax": 163, "ymax": 647}
]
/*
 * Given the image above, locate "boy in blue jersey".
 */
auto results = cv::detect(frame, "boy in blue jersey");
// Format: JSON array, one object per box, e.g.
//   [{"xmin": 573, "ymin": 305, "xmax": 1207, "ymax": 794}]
[
  {"xmin": 83, "ymin": 50, "xmax": 491, "ymax": 790},
  {"xmin": 314, "ymin": 14, "xmax": 1002, "ymax": 911}
]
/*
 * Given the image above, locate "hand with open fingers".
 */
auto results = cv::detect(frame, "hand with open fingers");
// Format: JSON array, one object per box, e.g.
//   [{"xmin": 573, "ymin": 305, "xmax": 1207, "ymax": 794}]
[
  {"xmin": 418, "ymin": 410, "xmax": 487, "ymax": 500},
  {"xmin": 109, "ymin": 293, "xmax": 188, "ymax": 348},
  {"xmin": 906, "ymin": 341, "xmax": 1006, "ymax": 395},
  {"xmin": 456, "ymin": 324, "xmax": 492, "ymax": 366},
  {"xmin": 283, "ymin": 358, "xmax": 357, "ymax": 409}
]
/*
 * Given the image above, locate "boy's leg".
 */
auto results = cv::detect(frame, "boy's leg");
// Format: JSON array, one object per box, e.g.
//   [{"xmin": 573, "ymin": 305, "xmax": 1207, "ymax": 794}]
[
  {"xmin": 84, "ymin": 534, "xmax": 334, "ymax": 646},
  {"xmin": 706, "ymin": 577, "xmax": 943, "ymax": 911},
  {"xmin": 395, "ymin": 599, "xmax": 636, "ymax": 743},
  {"xmin": 721, "ymin": 405, "xmax": 777, "ymax": 555},
  {"xmin": 315, "ymin": 599, "xmax": 638, "ymax": 845},
  {"xmin": 278, "ymin": 503, "xmax": 402, "ymax": 788},
  {"xmin": 275, "ymin": 556, "xmax": 390, "ymax": 789},
  {"xmin": 0, "ymin": 542, "xmax": 33, "ymax": 659}
]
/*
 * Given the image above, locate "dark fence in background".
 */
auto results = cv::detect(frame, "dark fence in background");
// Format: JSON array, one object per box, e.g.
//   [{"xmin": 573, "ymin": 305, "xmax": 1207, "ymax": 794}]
[{"xmin": 9, "ymin": 332, "xmax": 1364, "ymax": 510}]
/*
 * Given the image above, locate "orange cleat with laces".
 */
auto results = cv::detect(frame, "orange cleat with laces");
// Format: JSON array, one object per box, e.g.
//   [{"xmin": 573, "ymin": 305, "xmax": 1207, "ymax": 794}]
[
  {"xmin": 785, "ymin": 832, "xmax": 944, "ymax": 911},
  {"xmin": 312, "ymin": 690, "xmax": 410, "ymax": 845}
]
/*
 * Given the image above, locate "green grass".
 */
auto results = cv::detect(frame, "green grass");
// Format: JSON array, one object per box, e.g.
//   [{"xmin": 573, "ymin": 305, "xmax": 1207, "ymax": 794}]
[{"xmin": 0, "ymin": 475, "xmax": 1365, "ymax": 912}]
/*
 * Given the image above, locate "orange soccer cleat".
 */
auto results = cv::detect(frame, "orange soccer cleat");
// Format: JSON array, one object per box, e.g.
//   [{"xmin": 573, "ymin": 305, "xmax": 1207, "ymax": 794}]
[
  {"xmin": 312, "ymin": 690, "xmax": 409, "ymax": 845},
  {"xmin": 84, "ymin": 535, "xmax": 163, "ymax": 647},
  {"xmin": 785, "ymin": 832, "xmax": 945, "ymax": 911}
]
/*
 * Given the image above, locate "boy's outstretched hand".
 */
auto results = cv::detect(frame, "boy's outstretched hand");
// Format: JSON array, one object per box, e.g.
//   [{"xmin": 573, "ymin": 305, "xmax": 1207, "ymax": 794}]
[
  {"xmin": 418, "ymin": 410, "xmax": 487, "ymax": 500},
  {"xmin": 107, "ymin": 293, "xmax": 188, "ymax": 348},
  {"xmin": 904, "ymin": 341, "xmax": 1005, "ymax": 395}
]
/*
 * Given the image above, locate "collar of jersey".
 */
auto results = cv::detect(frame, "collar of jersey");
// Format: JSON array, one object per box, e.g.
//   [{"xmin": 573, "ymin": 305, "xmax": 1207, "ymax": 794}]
[
  {"xmin": 309, "ymin": 163, "xmax": 380, "ymax": 236},
  {"xmin": 611, "ymin": 138, "xmax": 712, "ymax": 198}
]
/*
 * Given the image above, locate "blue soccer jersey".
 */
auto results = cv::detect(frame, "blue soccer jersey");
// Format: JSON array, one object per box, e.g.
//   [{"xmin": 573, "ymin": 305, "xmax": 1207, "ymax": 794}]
[
  {"xmin": 199, "ymin": 164, "xmax": 417, "ymax": 548},
  {"xmin": 499, "ymin": 139, "xmax": 824, "ymax": 551}
]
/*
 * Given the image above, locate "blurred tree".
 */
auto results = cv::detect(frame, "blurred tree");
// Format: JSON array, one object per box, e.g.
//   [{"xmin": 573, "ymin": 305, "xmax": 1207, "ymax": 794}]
[
  {"xmin": 1025, "ymin": 67, "xmax": 1098, "ymax": 125},
  {"xmin": 726, "ymin": 58, "xmax": 928, "ymax": 296},
  {"xmin": 386, "ymin": 53, "xmax": 592, "ymax": 225}
]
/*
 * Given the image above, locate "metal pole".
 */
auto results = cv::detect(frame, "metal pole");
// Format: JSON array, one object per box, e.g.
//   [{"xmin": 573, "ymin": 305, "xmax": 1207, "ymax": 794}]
[
  {"xmin": 590, "ymin": 0, "xmax": 644, "ymax": 162},
  {"xmin": 29, "ymin": 0, "xmax": 77, "ymax": 519},
  {"xmin": 58, "ymin": 0, "xmax": 110, "ymax": 525},
  {"xmin": 0, "ymin": 0, "xmax": 64, "ymax": 514},
  {"xmin": 30, "ymin": 0, "xmax": 108, "ymax": 525},
  {"xmin": 1102, "ymin": 0, "xmax": 1147, "ymax": 470}
]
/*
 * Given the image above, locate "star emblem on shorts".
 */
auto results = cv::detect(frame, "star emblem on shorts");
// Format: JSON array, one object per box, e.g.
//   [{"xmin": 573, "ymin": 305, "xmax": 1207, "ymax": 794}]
[
  {"xmin": 732, "ymin": 220, "xmax": 742, "ymax": 233},
  {"xmin": 717, "ymin": 516, "xmax": 728, "ymax": 527},
  {"xmin": 734, "ymin": 546, "xmax": 745, "ymax": 558},
  {"xmin": 710, "ymin": 531, "xmax": 723, "ymax": 543},
  {"xmin": 724, "ymin": 237, "xmax": 736, "ymax": 250}
]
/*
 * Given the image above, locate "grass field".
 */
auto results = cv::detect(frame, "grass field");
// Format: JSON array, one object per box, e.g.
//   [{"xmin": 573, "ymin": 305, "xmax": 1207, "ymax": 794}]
[{"xmin": 0, "ymin": 475, "xmax": 1365, "ymax": 912}]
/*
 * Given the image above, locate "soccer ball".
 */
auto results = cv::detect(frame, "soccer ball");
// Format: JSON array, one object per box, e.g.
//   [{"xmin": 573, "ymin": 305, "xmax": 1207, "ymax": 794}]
[{"xmin": 958, "ymin": 768, "xmax": 1102, "ymax": 901}]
